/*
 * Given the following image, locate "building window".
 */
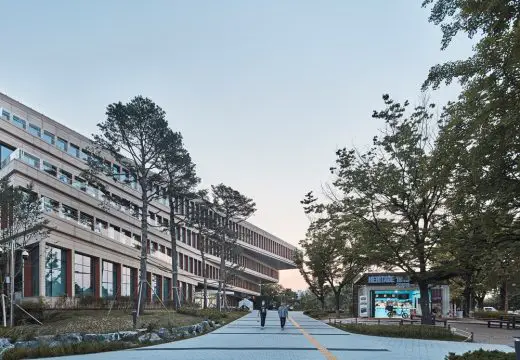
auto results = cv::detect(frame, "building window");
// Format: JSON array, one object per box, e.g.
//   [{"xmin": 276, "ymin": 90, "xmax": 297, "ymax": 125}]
[
  {"xmin": 12, "ymin": 115, "xmax": 26, "ymax": 129},
  {"xmin": 163, "ymin": 277, "xmax": 170, "ymax": 300},
  {"xmin": 74, "ymin": 254, "xmax": 93, "ymax": 297},
  {"xmin": 62, "ymin": 204, "xmax": 78, "ymax": 221},
  {"xmin": 58, "ymin": 169, "xmax": 73, "ymax": 185},
  {"xmin": 121, "ymin": 266, "xmax": 134, "ymax": 298},
  {"xmin": 102, "ymin": 261, "xmax": 116, "ymax": 298},
  {"xmin": 151, "ymin": 274, "xmax": 159, "ymax": 301},
  {"xmin": 112, "ymin": 164, "xmax": 120, "ymax": 181},
  {"xmin": 43, "ymin": 131, "xmax": 55, "ymax": 145},
  {"xmin": 56, "ymin": 137, "xmax": 68, "ymax": 152},
  {"xmin": 0, "ymin": 144, "xmax": 14, "ymax": 165},
  {"xmin": 21, "ymin": 152, "xmax": 40, "ymax": 168},
  {"xmin": 1, "ymin": 109, "xmax": 10, "ymax": 120},
  {"xmin": 45, "ymin": 246, "xmax": 67, "ymax": 297},
  {"xmin": 79, "ymin": 212, "xmax": 94, "ymax": 230},
  {"xmin": 28, "ymin": 124, "xmax": 41, "ymax": 137},
  {"xmin": 68, "ymin": 143, "xmax": 80, "ymax": 158},
  {"xmin": 72, "ymin": 176, "xmax": 87, "ymax": 191},
  {"xmin": 95, "ymin": 219, "xmax": 108, "ymax": 234},
  {"xmin": 42, "ymin": 196, "xmax": 60, "ymax": 214},
  {"xmin": 42, "ymin": 161, "xmax": 57, "ymax": 177}
]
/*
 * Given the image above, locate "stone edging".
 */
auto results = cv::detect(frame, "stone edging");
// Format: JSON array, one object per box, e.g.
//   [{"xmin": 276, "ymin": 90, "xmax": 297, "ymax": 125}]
[{"xmin": 0, "ymin": 319, "xmax": 222, "ymax": 358}]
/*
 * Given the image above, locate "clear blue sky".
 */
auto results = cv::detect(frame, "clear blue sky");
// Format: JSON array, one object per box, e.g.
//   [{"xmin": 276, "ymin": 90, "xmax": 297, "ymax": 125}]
[{"xmin": 0, "ymin": 1, "xmax": 472, "ymax": 289}]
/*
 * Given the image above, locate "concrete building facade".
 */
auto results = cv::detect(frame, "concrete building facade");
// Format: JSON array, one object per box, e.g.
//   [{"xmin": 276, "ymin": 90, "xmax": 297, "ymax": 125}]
[{"xmin": 0, "ymin": 93, "xmax": 296, "ymax": 306}]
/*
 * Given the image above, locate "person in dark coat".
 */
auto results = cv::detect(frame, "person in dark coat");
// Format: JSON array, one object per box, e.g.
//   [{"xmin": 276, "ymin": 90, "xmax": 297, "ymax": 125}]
[{"xmin": 258, "ymin": 300, "xmax": 267, "ymax": 329}]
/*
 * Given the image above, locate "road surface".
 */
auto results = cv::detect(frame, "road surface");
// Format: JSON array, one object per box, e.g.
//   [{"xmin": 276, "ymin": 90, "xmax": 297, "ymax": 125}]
[{"xmin": 43, "ymin": 311, "xmax": 514, "ymax": 360}]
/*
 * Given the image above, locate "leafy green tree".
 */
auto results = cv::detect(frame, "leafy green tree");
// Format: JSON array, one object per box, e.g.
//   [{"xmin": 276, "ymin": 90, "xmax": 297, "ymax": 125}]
[
  {"xmin": 422, "ymin": 0, "xmax": 520, "ymax": 244},
  {"xmin": 85, "ymin": 96, "xmax": 170, "ymax": 313},
  {"xmin": 160, "ymin": 129, "xmax": 199, "ymax": 309},
  {"xmin": 304, "ymin": 95, "xmax": 455, "ymax": 323},
  {"xmin": 294, "ymin": 242, "xmax": 330, "ymax": 310},
  {"xmin": 209, "ymin": 184, "xmax": 256, "ymax": 311},
  {"xmin": 297, "ymin": 211, "xmax": 367, "ymax": 317}
]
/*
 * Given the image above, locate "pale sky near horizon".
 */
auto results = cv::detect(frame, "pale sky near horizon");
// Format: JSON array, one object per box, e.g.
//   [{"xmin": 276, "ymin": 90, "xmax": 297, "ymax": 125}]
[{"xmin": 0, "ymin": 1, "xmax": 473, "ymax": 290}]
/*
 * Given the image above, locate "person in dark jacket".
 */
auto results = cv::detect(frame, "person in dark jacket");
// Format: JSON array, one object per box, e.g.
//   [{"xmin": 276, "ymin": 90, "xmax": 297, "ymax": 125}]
[{"xmin": 258, "ymin": 300, "xmax": 267, "ymax": 329}]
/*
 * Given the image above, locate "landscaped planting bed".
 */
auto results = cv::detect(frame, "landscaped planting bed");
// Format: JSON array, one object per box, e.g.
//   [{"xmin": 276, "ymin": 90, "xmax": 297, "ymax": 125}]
[{"xmin": 333, "ymin": 323, "xmax": 467, "ymax": 341}]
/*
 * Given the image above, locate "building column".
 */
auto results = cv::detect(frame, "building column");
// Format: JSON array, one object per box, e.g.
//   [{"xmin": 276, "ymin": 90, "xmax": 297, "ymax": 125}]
[
  {"xmin": 66, "ymin": 249, "xmax": 74, "ymax": 297},
  {"xmin": 115, "ymin": 263, "xmax": 122, "ymax": 298},
  {"xmin": 39, "ymin": 241, "xmax": 46, "ymax": 297},
  {"xmin": 93, "ymin": 257, "xmax": 101, "ymax": 298}
]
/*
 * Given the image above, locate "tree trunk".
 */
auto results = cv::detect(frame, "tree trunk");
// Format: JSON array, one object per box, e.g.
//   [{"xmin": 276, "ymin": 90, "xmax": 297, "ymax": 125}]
[
  {"xmin": 418, "ymin": 281, "xmax": 432, "ymax": 325},
  {"xmin": 137, "ymin": 180, "xmax": 149, "ymax": 314},
  {"xmin": 462, "ymin": 285, "xmax": 471, "ymax": 317},
  {"xmin": 168, "ymin": 196, "xmax": 180, "ymax": 310},
  {"xmin": 500, "ymin": 281, "xmax": 508, "ymax": 312},
  {"xmin": 334, "ymin": 290, "xmax": 341, "ymax": 318},
  {"xmin": 319, "ymin": 296, "xmax": 325, "ymax": 310}
]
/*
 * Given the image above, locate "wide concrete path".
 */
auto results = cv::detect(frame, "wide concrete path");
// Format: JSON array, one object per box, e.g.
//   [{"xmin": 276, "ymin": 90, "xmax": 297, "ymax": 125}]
[{"xmin": 45, "ymin": 311, "xmax": 515, "ymax": 360}]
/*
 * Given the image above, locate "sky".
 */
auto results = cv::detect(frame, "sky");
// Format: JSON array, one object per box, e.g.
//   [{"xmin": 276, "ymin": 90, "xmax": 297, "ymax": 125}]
[{"xmin": 0, "ymin": 1, "xmax": 473, "ymax": 290}]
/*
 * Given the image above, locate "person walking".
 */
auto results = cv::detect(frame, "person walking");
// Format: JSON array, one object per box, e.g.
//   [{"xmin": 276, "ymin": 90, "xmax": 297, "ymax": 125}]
[
  {"xmin": 278, "ymin": 303, "xmax": 289, "ymax": 330},
  {"xmin": 258, "ymin": 300, "xmax": 267, "ymax": 329}
]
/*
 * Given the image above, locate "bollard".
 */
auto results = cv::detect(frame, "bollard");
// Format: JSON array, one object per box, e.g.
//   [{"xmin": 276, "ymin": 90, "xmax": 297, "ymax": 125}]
[
  {"xmin": 132, "ymin": 310, "xmax": 137, "ymax": 329},
  {"xmin": 515, "ymin": 337, "xmax": 520, "ymax": 360}
]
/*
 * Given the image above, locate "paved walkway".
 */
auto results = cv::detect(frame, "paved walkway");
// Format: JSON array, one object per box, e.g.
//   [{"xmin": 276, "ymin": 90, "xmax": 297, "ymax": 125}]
[{"xmin": 44, "ymin": 311, "xmax": 515, "ymax": 360}]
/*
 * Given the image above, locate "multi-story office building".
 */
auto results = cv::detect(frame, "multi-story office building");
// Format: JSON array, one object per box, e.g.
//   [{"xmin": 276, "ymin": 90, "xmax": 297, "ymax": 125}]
[{"xmin": 0, "ymin": 93, "xmax": 296, "ymax": 306}]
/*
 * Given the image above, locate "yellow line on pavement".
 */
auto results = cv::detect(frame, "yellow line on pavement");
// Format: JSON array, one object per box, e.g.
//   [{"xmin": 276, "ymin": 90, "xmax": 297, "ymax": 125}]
[{"xmin": 289, "ymin": 317, "xmax": 336, "ymax": 360}]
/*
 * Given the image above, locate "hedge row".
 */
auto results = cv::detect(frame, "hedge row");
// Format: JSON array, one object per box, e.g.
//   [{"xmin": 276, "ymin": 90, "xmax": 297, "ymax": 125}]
[
  {"xmin": 472, "ymin": 311, "xmax": 511, "ymax": 319},
  {"xmin": 303, "ymin": 310, "xmax": 329, "ymax": 319},
  {"xmin": 445, "ymin": 350, "xmax": 515, "ymax": 360},
  {"xmin": 334, "ymin": 323, "xmax": 466, "ymax": 341}
]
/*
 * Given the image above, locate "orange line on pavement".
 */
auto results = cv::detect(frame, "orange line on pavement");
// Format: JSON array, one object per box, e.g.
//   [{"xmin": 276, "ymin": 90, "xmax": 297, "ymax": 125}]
[{"xmin": 290, "ymin": 317, "xmax": 336, "ymax": 360}]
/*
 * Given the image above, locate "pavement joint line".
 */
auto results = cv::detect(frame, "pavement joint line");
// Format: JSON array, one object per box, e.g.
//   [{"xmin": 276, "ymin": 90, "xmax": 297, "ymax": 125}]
[
  {"xmin": 290, "ymin": 317, "xmax": 337, "ymax": 360},
  {"xmin": 133, "ymin": 347, "xmax": 389, "ymax": 351}
]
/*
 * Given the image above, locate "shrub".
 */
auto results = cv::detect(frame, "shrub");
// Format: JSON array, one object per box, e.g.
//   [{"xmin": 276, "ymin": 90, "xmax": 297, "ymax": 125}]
[
  {"xmin": 445, "ymin": 349, "xmax": 516, "ymax": 360},
  {"xmin": 303, "ymin": 310, "xmax": 329, "ymax": 319},
  {"xmin": 334, "ymin": 323, "xmax": 466, "ymax": 341},
  {"xmin": 473, "ymin": 311, "xmax": 509, "ymax": 319}
]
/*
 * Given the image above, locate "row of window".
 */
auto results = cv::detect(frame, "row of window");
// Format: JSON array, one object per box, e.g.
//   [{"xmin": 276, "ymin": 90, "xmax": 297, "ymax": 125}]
[
  {"xmin": 42, "ymin": 196, "xmax": 228, "ymax": 279},
  {"xmin": 45, "ymin": 245, "xmax": 259, "ymax": 298},
  {"xmin": 6, "ymin": 148, "xmax": 284, "ymax": 282},
  {"xmin": 1, "ymin": 114, "xmax": 294, "ymax": 260},
  {"xmin": 11, "ymin": 148, "xmax": 288, "ymax": 272},
  {"xmin": 41, "ymin": 192, "xmax": 278, "ymax": 281}
]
